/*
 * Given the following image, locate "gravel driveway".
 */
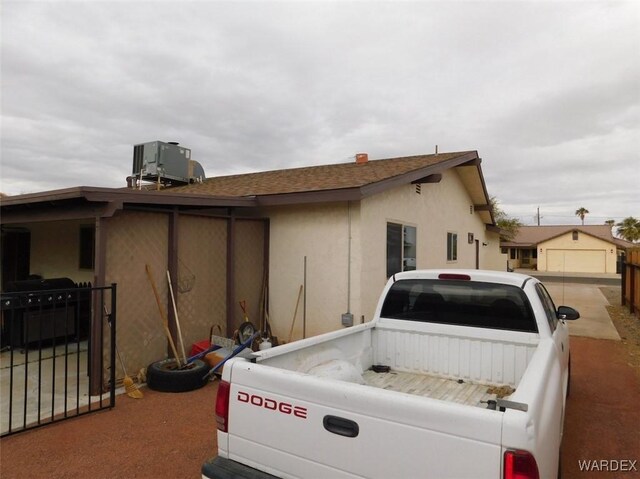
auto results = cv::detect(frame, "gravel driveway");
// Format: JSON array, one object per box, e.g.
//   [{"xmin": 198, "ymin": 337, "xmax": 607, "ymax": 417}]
[
  {"xmin": 1, "ymin": 285, "xmax": 638, "ymax": 479},
  {"xmin": 0, "ymin": 383, "xmax": 219, "ymax": 478}
]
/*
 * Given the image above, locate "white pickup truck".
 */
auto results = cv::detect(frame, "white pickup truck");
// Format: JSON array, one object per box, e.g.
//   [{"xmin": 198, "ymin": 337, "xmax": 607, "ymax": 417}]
[{"xmin": 202, "ymin": 270, "xmax": 579, "ymax": 479}]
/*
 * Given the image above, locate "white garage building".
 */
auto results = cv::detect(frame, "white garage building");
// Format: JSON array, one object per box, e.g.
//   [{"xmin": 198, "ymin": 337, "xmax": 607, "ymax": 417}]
[{"xmin": 501, "ymin": 225, "xmax": 629, "ymax": 274}]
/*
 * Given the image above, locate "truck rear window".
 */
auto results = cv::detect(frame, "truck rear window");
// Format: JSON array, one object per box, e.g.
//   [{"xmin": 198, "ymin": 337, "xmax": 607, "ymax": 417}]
[{"xmin": 381, "ymin": 279, "xmax": 538, "ymax": 333}]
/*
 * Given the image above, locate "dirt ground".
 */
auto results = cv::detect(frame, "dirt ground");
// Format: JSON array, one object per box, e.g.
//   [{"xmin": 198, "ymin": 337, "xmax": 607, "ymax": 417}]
[
  {"xmin": 0, "ymin": 383, "xmax": 219, "ymax": 478},
  {"xmin": 1, "ymin": 286, "xmax": 639, "ymax": 479},
  {"xmin": 599, "ymin": 286, "xmax": 640, "ymax": 375},
  {"xmin": 561, "ymin": 287, "xmax": 640, "ymax": 478}
]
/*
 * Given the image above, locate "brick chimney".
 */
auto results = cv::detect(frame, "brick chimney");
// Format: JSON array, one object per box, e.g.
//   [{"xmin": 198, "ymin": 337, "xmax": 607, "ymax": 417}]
[{"xmin": 355, "ymin": 153, "xmax": 368, "ymax": 164}]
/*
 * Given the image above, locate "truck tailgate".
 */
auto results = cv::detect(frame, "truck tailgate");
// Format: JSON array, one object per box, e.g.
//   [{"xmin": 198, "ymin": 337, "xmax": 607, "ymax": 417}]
[{"xmin": 222, "ymin": 360, "xmax": 504, "ymax": 478}]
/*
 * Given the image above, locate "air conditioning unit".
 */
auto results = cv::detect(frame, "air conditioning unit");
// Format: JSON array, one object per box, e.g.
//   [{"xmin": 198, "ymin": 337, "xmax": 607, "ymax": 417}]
[{"xmin": 132, "ymin": 141, "xmax": 205, "ymax": 185}]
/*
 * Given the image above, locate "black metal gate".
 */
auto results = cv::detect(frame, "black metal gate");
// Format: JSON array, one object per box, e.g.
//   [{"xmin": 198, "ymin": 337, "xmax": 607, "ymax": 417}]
[{"xmin": 1, "ymin": 282, "xmax": 116, "ymax": 437}]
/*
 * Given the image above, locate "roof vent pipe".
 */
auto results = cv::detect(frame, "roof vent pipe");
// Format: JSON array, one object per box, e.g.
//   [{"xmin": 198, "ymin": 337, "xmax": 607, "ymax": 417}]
[{"xmin": 355, "ymin": 153, "xmax": 368, "ymax": 164}]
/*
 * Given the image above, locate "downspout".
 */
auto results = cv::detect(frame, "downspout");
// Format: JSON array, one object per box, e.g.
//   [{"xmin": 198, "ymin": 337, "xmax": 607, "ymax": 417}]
[
  {"xmin": 347, "ymin": 201, "xmax": 351, "ymax": 314},
  {"xmin": 342, "ymin": 201, "xmax": 354, "ymax": 327}
]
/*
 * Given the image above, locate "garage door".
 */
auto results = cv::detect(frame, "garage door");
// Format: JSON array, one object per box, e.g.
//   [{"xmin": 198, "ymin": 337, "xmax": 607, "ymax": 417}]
[{"xmin": 546, "ymin": 249, "xmax": 606, "ymax": 273}]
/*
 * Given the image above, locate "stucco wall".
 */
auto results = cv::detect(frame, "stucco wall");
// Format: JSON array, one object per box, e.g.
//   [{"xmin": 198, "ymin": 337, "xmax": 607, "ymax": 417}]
[
  {"xmin": 263, "ymin": 202, "xmax": 358, "ymax": 340},
  {"xmin": 538, "ymin": 232, "xmax": 616, "ymax": 273},
  {"xmin": 264, "ymin": 169, "xmax": 503, "ymax": 339},
  {"xmin": 26, "ymin": 220, "xmax": 95, "ymax": 283},
  {"xmin": 359, "ymin": 169, "xmax": 503, "ymax": 320},
  {"xmin": 484, "ymin": 231, "xmax": 509, "ymax": 271}
]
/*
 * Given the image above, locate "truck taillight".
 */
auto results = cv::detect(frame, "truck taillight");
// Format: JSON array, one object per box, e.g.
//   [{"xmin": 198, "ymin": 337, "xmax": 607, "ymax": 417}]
[
  {"xmin": 215, "ymin": 380, "xmax": 231, "ymax": 432},
  {"xmin": 504, "ymin": 450, "xmax": 539, "ymax": 479}
]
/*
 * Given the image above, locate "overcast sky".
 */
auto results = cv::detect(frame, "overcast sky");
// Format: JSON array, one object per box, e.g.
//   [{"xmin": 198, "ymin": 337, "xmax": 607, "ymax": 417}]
[{"xmin": 2, "ymin": 0, "xmax": 638, "ymax": 226}]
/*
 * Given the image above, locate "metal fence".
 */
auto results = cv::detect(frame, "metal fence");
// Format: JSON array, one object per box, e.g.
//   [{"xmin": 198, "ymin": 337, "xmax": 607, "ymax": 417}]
[{"xmin": 1, "ymin": 284, "xmax": 116, "ymax": 437}]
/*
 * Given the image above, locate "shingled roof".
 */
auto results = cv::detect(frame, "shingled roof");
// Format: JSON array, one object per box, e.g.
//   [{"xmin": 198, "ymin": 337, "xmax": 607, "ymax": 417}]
[
  {"xmin": 1, "ymin": 150, "xmax": 498, "ymax": 225},
  {"xmin": 502, "ymin": 225, "xmax": 631, "ymax": 249},
  {"xmin": 169, "ymin": 151, "xmax": 476, "ymax": 196},
  {"xmin": 166, "ymin": 150, "xmax": 493, "ymax": 222}
]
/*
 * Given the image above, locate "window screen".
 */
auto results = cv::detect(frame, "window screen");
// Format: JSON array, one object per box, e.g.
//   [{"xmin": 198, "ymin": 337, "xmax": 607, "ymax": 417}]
[
  {"xmin": 447, "ymin": 233, "xmax": 457, "ymax": 261},
  {"xmin": 386, "ymin": 223, "xmax": 403, "ymax": 277},
  {"xmin": 387, "ymin": 223, "xmax": 417, "ymax": 277}
]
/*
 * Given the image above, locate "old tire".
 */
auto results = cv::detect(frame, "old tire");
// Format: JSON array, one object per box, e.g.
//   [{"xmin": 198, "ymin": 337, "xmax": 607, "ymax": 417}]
[{"xmin": 146, "ymin": 358, "xmax": 208, "ymax": 393}]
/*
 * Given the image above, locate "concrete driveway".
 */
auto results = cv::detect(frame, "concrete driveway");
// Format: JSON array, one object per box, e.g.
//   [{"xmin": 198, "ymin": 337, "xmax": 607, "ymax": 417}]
[{"xmin": 543, "ymin": 282, "xmax": 621, "ymax": 340}]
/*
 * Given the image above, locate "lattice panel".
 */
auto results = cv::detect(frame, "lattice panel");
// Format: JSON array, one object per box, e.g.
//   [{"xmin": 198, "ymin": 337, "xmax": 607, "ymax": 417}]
[
  {"xmin": 177, "ymin": 216, "xmax": 227, "ymax": 347},
  {"xmin": 105, "ymin": 211, "xmax": 169, "ymax": 376},
  {"xmin": 234, "ymin": 219, "xmax": 266, "ymax": 332}
]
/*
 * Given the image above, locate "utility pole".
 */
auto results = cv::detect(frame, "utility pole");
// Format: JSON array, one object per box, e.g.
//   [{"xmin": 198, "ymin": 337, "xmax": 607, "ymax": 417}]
[{"xmin": 536, "ymin": 207, "xmax": 541, "ymax": 226}]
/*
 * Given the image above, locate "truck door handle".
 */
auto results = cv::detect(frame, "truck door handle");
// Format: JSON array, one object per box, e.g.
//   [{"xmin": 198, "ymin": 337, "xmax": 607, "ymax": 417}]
[{"xmin": 323, "ymin": 415, "xmax": 359, "ymax": 438}]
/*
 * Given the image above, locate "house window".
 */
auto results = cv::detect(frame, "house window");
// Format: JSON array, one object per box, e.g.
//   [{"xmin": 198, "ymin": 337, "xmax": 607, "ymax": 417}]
[
  {"xmin": 501, "ymin": 247, "xmax": 508, "ymax": 254},
  {"xmin": 79, "ymin": 225, "xmax": 95, "ymax": 270},
  {"xmin": 510, "ymin": 249, "xmax": 518, "ymax": 260},
  {"xmin": 572, "ymin": 231, "xmax": 579, "ymax": 241},
  {"xmin": 386, "ymin": 223, "xmax": 417, "ymax": 277},
  {"xmin": 447, "ymin": 232, "xmax": 458, "ymax": 262}
]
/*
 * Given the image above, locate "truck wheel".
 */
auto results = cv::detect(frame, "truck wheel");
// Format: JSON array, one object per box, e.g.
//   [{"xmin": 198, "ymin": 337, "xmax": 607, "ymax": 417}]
[
  {"xmin": 557, "ymin": 449, "xmax": 563, "ymax": 479},
  {"xmin": 566, "ymin": 355, "xmax": 571, "ymax": 398},
  {"xmin": 146, "ymin": 358, "xmax": 209, "ymax": 393}
]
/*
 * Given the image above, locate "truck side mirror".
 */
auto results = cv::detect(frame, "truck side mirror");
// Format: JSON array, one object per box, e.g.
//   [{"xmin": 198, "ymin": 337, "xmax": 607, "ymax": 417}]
[{"xmin": 557, "ymin": 306, "xmax": 580, "ymax": 320}]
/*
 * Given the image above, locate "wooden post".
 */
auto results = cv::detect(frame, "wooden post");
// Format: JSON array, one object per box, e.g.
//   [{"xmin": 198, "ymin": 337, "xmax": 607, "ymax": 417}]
[{"xmin": 226, "ymin": 213, "xmax": 236, "ymax": 336}]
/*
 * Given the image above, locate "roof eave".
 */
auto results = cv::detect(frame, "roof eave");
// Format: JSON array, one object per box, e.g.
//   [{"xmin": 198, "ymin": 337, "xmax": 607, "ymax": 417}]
[
  {"xmin": 0, "ymin": 186, "xmax": 257, "ymax": 225},
  {"xmin": 0, "ymin": 186, "xmax": 256, "ymax": 209},
  {"xmin": 257, "ymin": 188, "xmax": 362, "ymax": 206},
  {"xmin": 359, "ymin": 151, "xmax": 480, "ymax": 198}
]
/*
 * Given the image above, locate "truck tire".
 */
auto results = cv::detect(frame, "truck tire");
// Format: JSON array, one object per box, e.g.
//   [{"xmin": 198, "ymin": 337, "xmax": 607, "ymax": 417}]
[
  {"xmin": 566, "ymin": 355, "xmax": 571, "ymax": 398},
  {"xmin": 146, "ymin": 358, "xmax": 209, "ymax": 393}
]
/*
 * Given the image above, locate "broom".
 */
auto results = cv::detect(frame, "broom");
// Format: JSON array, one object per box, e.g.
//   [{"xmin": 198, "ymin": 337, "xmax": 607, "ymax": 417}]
[
  {"xmin": 116, "ymin": 345, "xmax": 144, "ymax": 399},
  {"xmin": 104, "ymin": 305, "xmax": 143, "ymax": 399}
]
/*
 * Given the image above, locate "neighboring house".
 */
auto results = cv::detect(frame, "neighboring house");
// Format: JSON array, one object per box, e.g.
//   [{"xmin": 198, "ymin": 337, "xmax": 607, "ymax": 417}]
[
  {"xmin": 1, "ymin": 149, "xmax": 504, "ymax": 384},
  {"xmin": 501, "ymin": 225, "xmax": 629, "ymax": 274}
]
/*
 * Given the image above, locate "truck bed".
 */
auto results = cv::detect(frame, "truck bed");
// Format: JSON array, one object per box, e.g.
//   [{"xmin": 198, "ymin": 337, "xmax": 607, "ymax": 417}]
[
  {"xmin": 362, "ymin": 369, "xmax": 513, "ymax": 407},
  {"xmin": 210, "ymin": 270, "xmax": 570, "ymax": 479}
]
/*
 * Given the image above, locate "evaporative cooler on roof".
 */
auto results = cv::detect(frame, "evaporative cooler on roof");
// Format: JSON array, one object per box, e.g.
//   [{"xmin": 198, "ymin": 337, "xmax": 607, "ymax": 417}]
[{"xmin": 132, "ymin": 141, "xmax": 205, "ymax": 185}]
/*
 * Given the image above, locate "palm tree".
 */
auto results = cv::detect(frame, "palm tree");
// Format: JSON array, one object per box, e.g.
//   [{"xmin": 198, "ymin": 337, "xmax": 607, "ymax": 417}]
[
  {"xmin": 616, "ymin": 217, "xmax": 640, "ymax": 243},
  {"xmin": 575, "ymin": 207, "xmax": 589, "ymax": 225},
  {"xmin": 604, "ymin": 219, "xmax": 615, "ymax": 227}
]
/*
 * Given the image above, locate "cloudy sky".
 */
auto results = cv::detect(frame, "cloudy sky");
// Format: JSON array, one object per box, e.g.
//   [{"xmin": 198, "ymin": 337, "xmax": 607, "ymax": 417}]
[{"xmin": 2, "ymin": 0, "xmax": 638, "ymax": 226}]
